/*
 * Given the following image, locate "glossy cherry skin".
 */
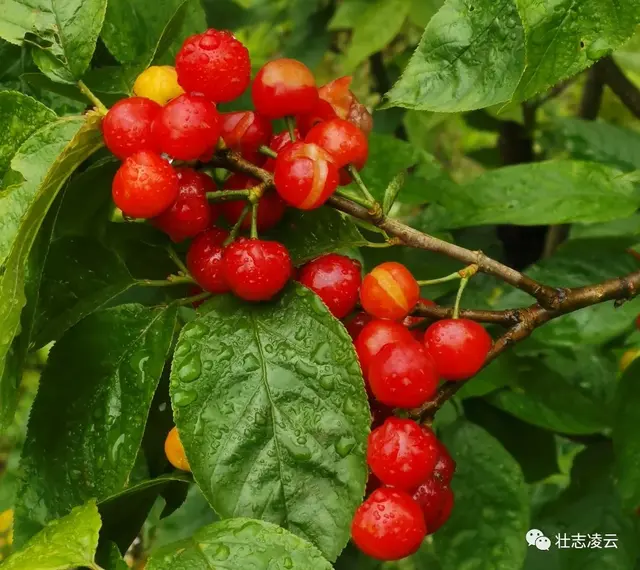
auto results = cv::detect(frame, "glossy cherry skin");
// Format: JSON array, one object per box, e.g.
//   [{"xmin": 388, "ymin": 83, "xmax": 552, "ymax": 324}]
[
  {"xmin": 413, "ymin": 478, "xmax": 454, "ymax": 534},
  {"xmin": 273, "ymin": 142, "xmax": 339, "ymax": 209},
  {"xmin": 220, "ymin": 173, "xmax": 286, "ymax": 231},
  {"xmin": 297, "ymin": 254, "xmax": 362, "ymax": 319},
  {"xmin": 423, "ymin": 319, "xmax": 493, "ymax": 381},
  {"xmin": 305, "ymin": 118, "xmax": 369, "ymax": 170},
  {"xmin": 152, "ymin": 168, "xmax": 216, "ymax": 242},
  {"xmin": 354, "ymin": 319, "xmax": 415, "ymax": 379},
  {"xmin": 102, "ymin": 97, "xmax": 161, "ymax": 160},
  {"xmin": 186, "ymin": 228, "xmax": 230, "ymax": 294},
  {"xmin": 360, "ymin": 262, "xmax": 420, "ymax": 321},
  {"xmin": 433, "ymin": 441, "xmax": 456, "ymax": 484},
  {"xmin": 222, "ymin": 238, "xmax": 293, "ymax": 301},
  {"xmin": 318, "ymin": 76, "xmax": 373, "ymax": 135},
  {"xmin": 252, "ymin": 58, "xmax": 319, "ymax": 119},
  {"xmin": 133, "ymin": 66, "xmax": 184, "ymax": 105},
  {"xmin": 153, "ymin": 93, "xmax": 221, "ymax": 161},
  {"xmin": 112, "ymin": 151, "xmax": 179, "ymax": 219},
  {"xmin": 368, "ymin": 340, "xmax": 439, "ymax": 409},
  {"xmin": 263, "ymin": 129, "xmax": 301, "ymax": 172},
  {"xmin": 165, "ymin": 427, "xmax": 190, "ymax": 471},
  {"xmin": 344, "ymin": 311, "xmax": 373, "ymax": 341},
  {"xmin": 220, "ymin": 111, "xmax": 272, "ymax": 164},
  {"xmin": 175, "ymin": 29, "xmax": 251, "ymax": 103},
  {"xmin": 351, "ymin": 488, "xmax": 426, "ymax": 561},
  {"xmin": 296, "ymin": 98, "xmax": 338, "ymax": 137}
]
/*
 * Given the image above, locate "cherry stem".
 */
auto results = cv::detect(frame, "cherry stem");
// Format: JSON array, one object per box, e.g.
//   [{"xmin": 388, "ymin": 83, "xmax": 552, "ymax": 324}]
[
  {"xmin": 77, "ymin": 81, "xmax": 108, "ymax": 115},
  {"xmin": 453, "ymin": 277, "xmax": 471, "ymax": 319},
  {"xmin": 166, "ymin": 246, "xmax": 189, "ymax": 276},
  {"xmin": 139, "ymin": 275, "xmax": 195, "ymax": 287},
  {"xmin": 250, "ymin": 202, "xmax": 259, "ymax": 239},
  {"xmin": 224, "ymin": 203, "xmax": 251, "ymax": 246},
  {"xmin": 258, "ymin": 145, "xmax": 278, "ymax": 159},
  {"xmin": 347, "ymin": 164, "xmax": 376, "ymax": 206},
  {"xmin": 285, "ymin": 116, "xmax": 297, "ymax": 141},
  {"xmin": 417, "ymin": 272, "xmax": 462, "ymax": 287},
  {"xmin": 335, "ymin": 188, "xmax": 372, "ymax": 209},
  {"xmin": 206, "ymin": 190, "xmax": 251, "ymax": 202},
  {"xmin": 176, "ymin": 291, "xmax": 211, "ymax": 307}
]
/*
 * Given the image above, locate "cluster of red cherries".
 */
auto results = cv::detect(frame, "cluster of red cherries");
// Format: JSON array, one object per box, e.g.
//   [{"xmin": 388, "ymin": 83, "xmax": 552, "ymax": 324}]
[
  {"xmin": 101, "ymin": 28, "xmax": 371, "ymax": 302},
  {"xmin": 100, "ymin": 28, "xmax": 494, "ymax": 562}
]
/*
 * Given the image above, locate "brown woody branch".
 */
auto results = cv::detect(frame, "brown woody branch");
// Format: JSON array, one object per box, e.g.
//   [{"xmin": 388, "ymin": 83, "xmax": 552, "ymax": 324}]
[{"xmin": 595, "ymin": 56, "xmax": 640, "ymax": 118}]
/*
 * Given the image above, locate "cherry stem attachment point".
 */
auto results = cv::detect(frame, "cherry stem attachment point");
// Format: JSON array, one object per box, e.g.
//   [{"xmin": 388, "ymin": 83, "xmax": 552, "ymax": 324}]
[
  {"xmin": 139, "ymin": 275, "xmax": 195, "ymax": 287},
  {"xmin": 224, "ymin": 203, "xmax": 251, "ymax": 246},
  {"xmin": 250, "ymin": 202, "xmax": 259, "ymax": 239},
  {"xmin": 258, "ymin": 145, "xmax": 278, "ymax": 159},
  {"xmin": 77, "ymin": 80, "xmax": 108, "ymax": 116},
  {"xmin": 166, "ymin": 246, "xmax": 189, "ymax": 276},
  {"xmin": 285, "ymin": 116, "xmax": 297, "ymax": 141},
  {"xmin": 335, "ymin": 188, "xmax": 372, "ymax": 209},
  {"xmin": 347, "ymin": 164, "xmax": 376, "ymax": 206},
  {"xmin": 453, "ymin": 277, "xmax": 471, "ymax": 319},
  {"xmin": 417, "ymin": 264, "xmax": 479, "ymax": 287},
  {"xmin": 206, "ymin": 189, "xmax": 251, "ymax": 202}
]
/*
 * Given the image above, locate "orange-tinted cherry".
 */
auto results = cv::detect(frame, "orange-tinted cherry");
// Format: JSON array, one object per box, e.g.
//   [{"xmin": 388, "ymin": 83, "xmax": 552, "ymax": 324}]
[{"xmin": 360, "ymin": 262, "xmax": 420, "ymax": 321}]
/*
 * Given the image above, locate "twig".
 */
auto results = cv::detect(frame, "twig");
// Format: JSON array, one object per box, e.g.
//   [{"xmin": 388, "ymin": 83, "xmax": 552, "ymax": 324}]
[
  {"xmin": 77, "ymin": 81, "xmax": 108, "ymax": 115},
  {"xmin": 596, "ymin": 56, "xmax": 640, "ymax": 118}
]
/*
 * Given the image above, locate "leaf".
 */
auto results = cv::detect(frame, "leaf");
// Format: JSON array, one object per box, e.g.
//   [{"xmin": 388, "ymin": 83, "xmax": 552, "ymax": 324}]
[
  {"xmin": 269, "ymin": 208, "xmax": 367, "ymax": 266},
  {"xmin": 170, "ymin": 284, "xmax": 369, "ymax": 561},
  {"xmin": 0, "ymin": 113, "xmax": 103, "ymax": 430},
  {"xmin": 0, "ymin": 91, "xmax": 56, "ymax": 179},
  {"xmin": 14, "ymin": 304, "xmax": 177, "ymax": 544},
  {"xmin": 513, "ymin": 0, "xmax": 640, "ymax": 102},
  {"xmin": 342, "ymin": 0, "xmax": 411, "ymax": 71},
  {"xmin": 613, "ymin": 358, "xmax": 640, "ymax": 512},
  {"xmin": 385, "ymin": 0, "xmax": 525, "ymax": 112},
  {"xmin": 0, "ymin": 500, "xmax": 101, "ymax": 570},
  {"xmin": 428, "ymin": 161, "xmax": 640, "ymax": 229},
  {"xmin": 327, "ymin": 0, "xmax": 368, "ymax": 30},
  {"xmin": 542, "ymin": 118, "xmax": 640, "ymax": 172},
  {"xmin": 146, "ymin": 518, "xmax": 333, "ymax": 570},
  {"xmin": 433, "ymin": 420, "xmax": 530, "ymax": 570},
  {"xmin": 382, "ymin": 171, "xmax": 406, "ymax": 214}
]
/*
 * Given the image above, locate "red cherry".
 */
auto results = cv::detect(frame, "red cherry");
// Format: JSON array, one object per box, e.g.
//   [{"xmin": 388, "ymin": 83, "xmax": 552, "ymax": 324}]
[
  {"xmin": 296, "ymin": 99, "xmax": 337, "ymax": 137},
  {"xmin": 297, "ymin": 253, "xmax": 362, "ymax": 319},
  {"xmin": 423, "ymin": 319, "xmax": 493, "ymax": 381},
  {"xmin": 263, "ymin": 129, "xmax": 301, "ymax": 172},
  {"xmin": 351, "ymin": 488, "xmax": 426, "ymax": 561},
  {"xmin": 220, "ymin": 111, "xmax": 272, "ymax": 164},
  {"xmin": 186, "ymin": 228, "xmax": 230, "ymax": 294},
  {"xmin": 344, "ymin": 311, "xmax": 373, "ymax": 341},
  {"xmin": 318, "ymin": 76, "xmax": 373, "ymax": 135},
  {"xmin": 354, "ymin": 319, "xmax": 414, "ymax": 379},
  {"xmin": 153, "ymin": 93, "xmax": 221, "ymax": 161},
  {"xmin": 102, "ymin": 97, "xmax": 161, "ymax": 160},
  {"xmin": 222, "ymin": 238, "xmax": 292, "ymax": 301},
  {"xmin": 112, "ymin": 151, "xmax": 179, "ymax": 219},
  {"xmin": 252, "ymin": 58, "xmax": 319, "ymax": 119},
  {"xmin": 175, "ymin": 29, "xmax": 251, "ymax": 103},
  {"xmin": 219, "ymin": 174, "xmax": 286, "ymax": 232},
  {"xmin": 433, "ymin": 441, "xmax": 456, "ymax": 484},
  {"xmin": 403, "ymin": 298, "xmax": 435, "ymax": 341},
  {"xmin": 368, "ymin": 340, "xmax": 439, "ymax": 408},
  {"xmin": 413, "ymin": 478, "xmax": 454, "ymax": 534},
  {"xmin": 367, "ymin": 418, "xmax": 440, "ymax": 491},
  {"xmin": 152, "ymin": 168, "xmax": 216, "ymax": 242},
  {"xmin": 274, "ymin": 142, "xmax": 339, "ymax": 209},
  {"xmin": 305, "ymin": 118, "xmax": 368, "ymax": 170},
  {"xmin": 360, "ymin": 262, "xmax": 420, "ymax": 321}
]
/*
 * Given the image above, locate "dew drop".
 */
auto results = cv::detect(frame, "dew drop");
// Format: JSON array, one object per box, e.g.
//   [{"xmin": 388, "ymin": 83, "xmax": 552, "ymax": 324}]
[
  {"xmin": 295, "ymin": 359, "xmax": 318, "ymax": 377},
  {"xmin": 335, "ymin": 435, "xmax": 356, "ymax": 458},
  {"xmin": 283, "ymin": 556, "xmax": 294, "ymax": 569},
  {"xmin": 177, "ymin": 353, "xmax": 202, "ymax": 383},
  {"xmin": 174, "ymin": 341, "xmax": 192, "ymax": 358},
  {"xmin": 319, "ymin": 375, "xmax": 334, "ymax": 390},
  {"xmin": 343, "ymin": 398, "xmax": 359, "ymax": 416},
  {"xmin": 294, "ymin": 328, "xmax": 306, "ymax": 341},
  {"xmin": 243, "ymin": 353, "xmax": 261, "ymax": 372},
  {"xmin": 212, "ymin": 543, "xmax": 230, "ymax": 561},
  {"xmin": 110, "ymin": 433, "xmax": 126, "ymax": 463},
  {"xmin": 203, "ymin": 360, "xmax": 213, "ymax": 371},
  {"xmin": 173, "ymin": 390, "xmax": 197, "ymax": 407},
  {"xmin": 183, "ymin": 321, "xmax": 209, "ymax": 339},
  {"xmin": 313, "ymin": 342, "xmax": 332, "ymax": 364}
]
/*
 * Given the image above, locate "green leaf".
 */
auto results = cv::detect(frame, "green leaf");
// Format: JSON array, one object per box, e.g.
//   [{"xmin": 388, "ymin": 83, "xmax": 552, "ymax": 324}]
[
  {"xmin": 342, "ymin": 0, "xmax": 411, "ymax": 71},
  {"xmin": 382, "ymin": 171, "xmax": 405, "ymax": 214},
  {"xmin": 146, "ymin": 518, "xmax": 332, "ymax": 570},
  {"xmin": 433, "ymin": 420, "xmax": 530, "ymax": 570},
  {"xmin": 513, "ymin": 0, "xmax": 640, "ymax": 102},
  {"xmin": 170, "ymin": 284, "xmax": 369, "ymax": 561},
  {"xmin": 0, "ymin": 113, "xmax": 103, "ymax": 430},
  {"xmin": 0, "ymin": 91, "xmax": 56, "ymax": 179},
  {"xmin": 385, "ymin": 0, "xmax": 525, "ymax": 112},
  {"xmin": 428, "ymin": 161, "xmax": 640, "ymax": 229},
  {"xmin": 613, "ymin": 359, "xmax": 640, "ymax": 512},
  {"xmin": 14, "ymin": 304, "xmax": 177, "ymax": 544},
  {"xmin": 0, "ymin": 500, "xmax": 101, "ymax": 570},
  {"xmin": 327, "ymin": 0, "xmax": 368, "ymax": 30},
  {"xmin": 269, "ymin": 208, "xmax": 366, "ymax": 266}
]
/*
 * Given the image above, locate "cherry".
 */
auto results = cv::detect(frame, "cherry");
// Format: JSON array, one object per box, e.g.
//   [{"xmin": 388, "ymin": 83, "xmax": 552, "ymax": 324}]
[
  {"xmin": 354, "ymin": 319, "xmax": 414, "ymax": 379},
  {"xmin": 360, "ymin": 262, "xmax": 420, "ymax": 321},
  {"xmin": 297, "ymin": 253, "xmax": 362, "ymax": 319},
  {"xmin": 252, "ymin": 58, "xmax": 319, "ymax": 119},
  {"xmin": 133, "ymin": 66, "xmax": 184, "ymax": 105},
  {"xmin": 318, "ymin": 76, "xmax": 373, "ymax": 135},
  {"xmin": 153, "ymin": 93, "xmax": 221, "ymax": 161},
  {"xmin": 222, "ymin": 238, "xmax": 293, "ymax": 301},
  {"xmin": 220, "ymin": 111, "xmax": 273, "ymax": 164},
  {"xmin": 175, "ymin": 29, "xmax": 251, "ymax": 103},
  {"xmin": 152, "ymin": 168, "xmax": 216, "ymax": 242},
  {"xmin": 219, "ymin": 174, "xmax": 286, "ymax": 231},
  {"xmin": 112, "ymin": 151, "xmax": 179, "ymax": 218},
  {"xmin": 296, "ymin": 98, "xmax": 337, "ymax": 137},
  {"xmin": 368, "ymin": 340, "xmax": 439, "ymax": 408},
  {"xmin": 433, "ymin": 441, "xmax": 456, "ymax": 484},
  {"xmin": 186, "ymin": 228, "xmax": 230, "ymax": 294},
  {"xmin": 263, "ymin": 129, "xmax": 301, "ymax": 172},
  {"xmin": 367, "ymin": 418, "xmax": 440, "ymax": 491},
  {"xmin": 165, "ymin": 426, "xmax": 190, "ymax": 471},
  {"xmin": 273, "ymin": 142, "xmax": 339, "ymax": 209},
  {"xmin": 344, "ymin": 311, "xmax": 373, "ymax": 341},
  {"xmin": 305, "ymin": 118, "xmax": 368, "ymax": 171},
  {"xmin": 403, "ymin": 298, "xmax": 435, "ymax": 340},
  {"xmin": 423, "ymin": 319, "xmax": 493, "ymax": 381},
  {"xmin": 413, "ymin": 478, "xmax": 454, "ymax": 534},
  {"xmin": 102, "ymin": 97, "xmax": 161, "ymax": 160},
  {"xmin": 351, "ymin": 488, "xmax": 426, "ymax": 561}
]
